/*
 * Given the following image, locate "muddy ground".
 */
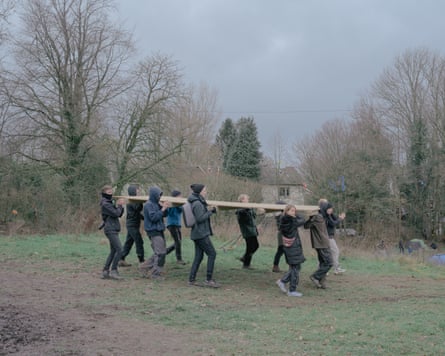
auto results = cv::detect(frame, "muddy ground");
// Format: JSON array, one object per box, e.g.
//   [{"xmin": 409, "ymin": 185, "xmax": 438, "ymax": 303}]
[{"xmin": 0, "ymin": 264, "xmax": 207, "ymax": 356}]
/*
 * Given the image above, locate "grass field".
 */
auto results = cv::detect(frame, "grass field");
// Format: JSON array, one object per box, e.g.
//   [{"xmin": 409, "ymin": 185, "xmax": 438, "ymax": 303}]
[{"xmin": 1, "ymin": 232, "xmax": 444, "ymax": 355}]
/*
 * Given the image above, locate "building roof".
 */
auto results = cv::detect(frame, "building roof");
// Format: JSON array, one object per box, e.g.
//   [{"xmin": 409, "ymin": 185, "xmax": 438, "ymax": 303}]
[{"xmin": 260, "ymin": 165, "xmax": 304, "ymax": 185}]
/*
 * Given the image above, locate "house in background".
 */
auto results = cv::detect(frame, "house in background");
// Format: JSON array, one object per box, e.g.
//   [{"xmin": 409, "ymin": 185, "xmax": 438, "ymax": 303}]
[{"xmin": 260, "ymin": 166, "xmax": 307, "ymax": 205}]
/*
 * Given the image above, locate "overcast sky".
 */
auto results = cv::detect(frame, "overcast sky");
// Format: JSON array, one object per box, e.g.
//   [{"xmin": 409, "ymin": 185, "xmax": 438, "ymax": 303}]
[{"xmin": 116, "ymin": 0, "xmax": 445, "ymax": 150}]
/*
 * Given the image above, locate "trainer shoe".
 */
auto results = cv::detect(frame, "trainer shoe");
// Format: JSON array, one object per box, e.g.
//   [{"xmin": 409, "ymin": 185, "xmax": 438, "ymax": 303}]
[
  {"xmin": 334, "ymin": 268, "xmax": 346, "ymax": 274},
  {"xmin": 109, "ymin": 270, "xmax": 123, "ymax": 280},
  {"xmin": 118, "ymin": 260, "xmax": 132, "ymax": 267},
  {"xmin": 188, "ymin": 280, "xmax": 200, "ymax": 286},
  {"xmin": 101, "ymin": 270, "xmax": 110, "ymax": 279},
  {"xmin": 176, "ymin": 260, "xmax": 187, "ymax": 265},
  {"xmin": 310, "ymin": 275, "xmax": 322, "ymax": 288},
  {"xmin": 204, "ymin": 280, "xmax": 220, "ymax": 288},
  {"xmin": 319, "ymin": 277, "xmax": 328, "ymax": 289},
  {"xmin": 288, "ymin": 291, "xmax": 303, "ymax": 297},
  {"xmin": 276, "ymin": 279, "xmax": 287, "ymax": 293}
]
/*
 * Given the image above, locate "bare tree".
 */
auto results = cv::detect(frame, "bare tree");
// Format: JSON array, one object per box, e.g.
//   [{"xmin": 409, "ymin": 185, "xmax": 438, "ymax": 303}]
[
  {"xmin": 178, "ymin": 82, "xmax": 220, "ymax": 166},
  {"xmin": 108, "ymin": 53, "xmax": 189, "ymax": 191},
  {"xmin": 267, "ymin": 130, "xmax": 289, "ymax": 182},
  {"xmin": 372, "ymin": 48, "xmax": 445, "ymax": 238},
  {"xmin": 293, "ymin": 118, "xmax": 349, "ymax": 196},
  {"xmin": 1, "ymin": 0, "xmax": 133, "ymax": 204},
  {"xmin": 0, "ymin": 0, "xmax": 14, "ymax": 45}
]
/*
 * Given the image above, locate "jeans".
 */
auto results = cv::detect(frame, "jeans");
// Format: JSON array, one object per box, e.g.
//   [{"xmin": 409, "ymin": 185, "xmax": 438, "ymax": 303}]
[
  {"xmin": 166, "ymin": 225, "xmax": 183, "ymax": 261},
  {"xmin": 281, "ymin": 264, "xmax": 301, "ymax": 292},
  {"xmin": 242, "ymin": 235, "xmax": 259, "ymax": 267},
  {"xmin": 313, "ymin": 248, "xmax": 332, "ymax": 281},
  {"xmin": 103, "ymin": 231, "xmax": 123, "ymax": 271},
  {"xmin": 189, "ymin": 236, "xmax": 216, "ymax": 282},
  {"xmin": 121, "ymin": 226, "xmax": 145, "ymax": 262}
]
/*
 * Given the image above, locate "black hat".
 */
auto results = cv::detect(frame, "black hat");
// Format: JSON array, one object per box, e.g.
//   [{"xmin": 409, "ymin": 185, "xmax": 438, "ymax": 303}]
[
  {"xmin": 128, "ymin": 185, "xmax": 138, "ymax": 196},
  {"xmin": 171, "ymin": 189, "xmax": 181, "ymax": 197},
  {"xmin": 326, "ymin": 202, "xmax": 333, "ymax": 210},
  {"xmin": 190, "ymin": 183, "xmax": 205, "ymax": 194}
]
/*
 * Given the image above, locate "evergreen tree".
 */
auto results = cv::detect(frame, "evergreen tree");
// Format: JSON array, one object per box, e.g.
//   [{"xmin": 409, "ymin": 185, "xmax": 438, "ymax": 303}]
[
  {"xmin": 215, "ymin": 118, "xmax": 237, "ymax": 170},
  {"xmin": 225, "ymin": 117, "xmax": 262, "ymax": 180}
]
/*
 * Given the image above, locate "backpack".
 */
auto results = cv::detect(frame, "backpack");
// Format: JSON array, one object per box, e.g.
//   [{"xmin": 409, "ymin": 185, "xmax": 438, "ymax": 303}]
[{"xmin": 182, "ymin": 201, "xmax": 196, "ymax": 228}]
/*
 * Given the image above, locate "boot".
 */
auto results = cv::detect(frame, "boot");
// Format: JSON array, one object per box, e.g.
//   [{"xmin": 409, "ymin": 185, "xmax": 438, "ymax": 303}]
[
  {"xmin": 118, "ymin": 259, "xmax": 132, "ymax": 267},
  {"xmin": 272, "ymin": 265, "xmax": 282, "ymax": 273}
]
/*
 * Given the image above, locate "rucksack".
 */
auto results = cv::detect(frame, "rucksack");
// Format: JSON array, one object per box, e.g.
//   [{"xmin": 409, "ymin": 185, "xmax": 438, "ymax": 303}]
[{"xmin": 182, "ymin": 201, "xmax": 196, "ymax": 228}]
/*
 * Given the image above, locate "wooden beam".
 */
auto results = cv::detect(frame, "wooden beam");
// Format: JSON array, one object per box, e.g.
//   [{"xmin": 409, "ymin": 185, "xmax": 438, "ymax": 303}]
[{"xmin": 115, "ymin": 195, "xmax": 319, "ymax": 213}]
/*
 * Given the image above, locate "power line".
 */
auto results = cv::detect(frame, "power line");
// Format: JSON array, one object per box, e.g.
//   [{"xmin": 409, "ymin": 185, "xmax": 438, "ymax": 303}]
[{"xmin": 218, "ymin": 109, "xmax": 352, "ymax": 115}]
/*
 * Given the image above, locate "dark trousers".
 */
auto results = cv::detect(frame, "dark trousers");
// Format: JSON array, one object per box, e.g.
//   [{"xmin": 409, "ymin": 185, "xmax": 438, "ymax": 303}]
[
  {"xmin": 242, "ymin": 235, "xmax": 259, "ymax": 266},
  {"xmin": 121, "ymin": 226, "xmax": 145, "ymax": 262},
  {"xmin": 281, "ymin": 264, "xmax": 301, "ymax": 292},
  {"xmin": 166, "ymin": 225, "xmax": 183, "ymax": 261},
  {"xmin": 273, "ymin": 245, "xmax": 284, "ymax": 266},
  {"xmin": 189, "ymin": 236, "xmax": 216, "ymax": 282},
  {"xmin": 103, "ymin": 231, "xmax": 123, "ymax": 271},
  {"xmin": 313, "ymin": 248, "xmax": 332, "ymax": 281}
]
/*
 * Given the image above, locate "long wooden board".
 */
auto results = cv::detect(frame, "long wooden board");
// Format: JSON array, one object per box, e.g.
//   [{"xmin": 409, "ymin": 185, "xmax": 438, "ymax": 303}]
[{"xmin": 115, "ymin": 195, "xmax": 319, "ymax": 213}]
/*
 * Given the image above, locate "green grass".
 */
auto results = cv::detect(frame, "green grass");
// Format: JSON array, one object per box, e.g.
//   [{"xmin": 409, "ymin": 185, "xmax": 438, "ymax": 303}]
[{"xmin": 1, "ymin": 233, "xmax": 444, "ymax": 355}]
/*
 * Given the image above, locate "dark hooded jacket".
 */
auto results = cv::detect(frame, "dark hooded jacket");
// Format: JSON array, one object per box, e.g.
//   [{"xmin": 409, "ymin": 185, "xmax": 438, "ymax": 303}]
[
  {"xmin": 100, "ymin": 192, "xmax": 124, "ymax": 233},
  {"xmin": 187, "ymin": 192, "xmax": 214, "ymax": 241},
  {"xmin": 326, "ymin": 213, "xmax": 342, "ymax": 237},
  {"xmin": 304, "ymin": 201, "xmax": 330, "ymax": 249},
  {"xmin": 126, "ymin": 185, "xmax": 143, "ymax": 228},
  {"xmin": 279, "ymin": 213, "xmax": 306, "ymax": 265},
  {"xmin": 143, "ymin": 186, "xmax": 167, "ymax": 236},
  {"xmin": 236, "ymin": 208, "xmax": 258, "ymax": 238}
]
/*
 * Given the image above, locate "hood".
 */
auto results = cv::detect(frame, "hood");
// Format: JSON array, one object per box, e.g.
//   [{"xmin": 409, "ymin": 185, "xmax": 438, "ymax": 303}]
[
  {"xmin": 319, "ymin": 201, "xmax": 329, "ymax": 217},
  {"xmin": 148, "ymin": 186, "xmax": 162, "ymax": 203},
  {"xmin": 188, "ymin": 192, "xmax": 205, "ymax": 205}
]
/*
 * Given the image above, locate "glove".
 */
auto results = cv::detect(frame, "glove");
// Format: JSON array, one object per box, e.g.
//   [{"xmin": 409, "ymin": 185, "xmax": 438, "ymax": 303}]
[{"xmin": 211, "ymin": 207, "xmax": 217, "ymax": 214}]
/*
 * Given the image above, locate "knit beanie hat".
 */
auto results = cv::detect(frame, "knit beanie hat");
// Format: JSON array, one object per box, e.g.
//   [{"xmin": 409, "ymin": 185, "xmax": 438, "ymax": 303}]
[
  {"xmin": 190, "ymin": 183, "xmax": 205, "ymax": 194},
  {"xmin": 128, "ymin": 185, "xmax": 138, "ymax": 196},
  {"xmin": 171, "ymin": 189, "xmax": 181, "ymax": 197}
]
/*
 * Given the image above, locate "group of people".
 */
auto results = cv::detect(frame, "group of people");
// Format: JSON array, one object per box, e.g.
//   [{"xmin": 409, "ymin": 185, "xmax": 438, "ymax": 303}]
[
  {"xmin": 99, "ymin": 184, "xmax": 346, "ymax": 295},
  {"xmin": 99, "ymin": 183, "xmax": 219, "ymax": 287},
  {"xmin": 274, "ymin": 199, "xmax": 346, "ymax": 297}
]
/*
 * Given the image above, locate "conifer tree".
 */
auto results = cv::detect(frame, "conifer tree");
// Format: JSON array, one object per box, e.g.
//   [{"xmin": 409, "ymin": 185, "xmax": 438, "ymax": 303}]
[
  {"xmin": 225, "ymin": 117, "xmax": 262, "ymax": 180},
  {"xmin": 215, "ymin": 118, "xmax": 237, "ymax": 170}
]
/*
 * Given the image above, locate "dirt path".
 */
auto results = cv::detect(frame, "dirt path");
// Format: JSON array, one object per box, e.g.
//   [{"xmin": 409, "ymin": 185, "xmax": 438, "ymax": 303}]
[{"xmin": 0, "ymin": 265, "xmax": 204, "ymax": 355}]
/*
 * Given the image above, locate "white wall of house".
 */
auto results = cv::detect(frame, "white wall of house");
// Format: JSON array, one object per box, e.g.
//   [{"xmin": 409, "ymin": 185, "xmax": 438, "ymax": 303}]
[{"xmin": 261, "ymin": 185, "xmax": 305, "ymax": 205}]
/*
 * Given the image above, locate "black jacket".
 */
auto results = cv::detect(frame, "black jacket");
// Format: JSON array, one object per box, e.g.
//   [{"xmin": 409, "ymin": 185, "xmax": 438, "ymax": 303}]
[
  {"xmin": 279, "ymin": 214, "xmax": 306, "ymax": 265},
  {"xmin": 326, "ymin": 213, "xmax": 342, "ymax": 237},
  {"xmin": 126, "ymin": 202, "xmax": 143, "ymax": 228},
  {"xmin": 236, "ymin": 208, "xmax": 258, "ymax": 238},
  {"xmin": 100, "ymin": 193, "xmax": 124, "ymax": 233}
]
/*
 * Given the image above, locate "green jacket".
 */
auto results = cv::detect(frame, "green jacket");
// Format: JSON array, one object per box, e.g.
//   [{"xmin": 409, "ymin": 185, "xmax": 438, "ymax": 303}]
[{"xmin": 304, "ymin": 212, "xmax": 330, "ymax": 249}]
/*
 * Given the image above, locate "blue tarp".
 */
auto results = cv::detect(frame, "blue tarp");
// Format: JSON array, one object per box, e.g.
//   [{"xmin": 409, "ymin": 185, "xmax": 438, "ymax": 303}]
[{"xmin": 428, "ymin": 254, "xmax": 445, "ymax": 265}]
